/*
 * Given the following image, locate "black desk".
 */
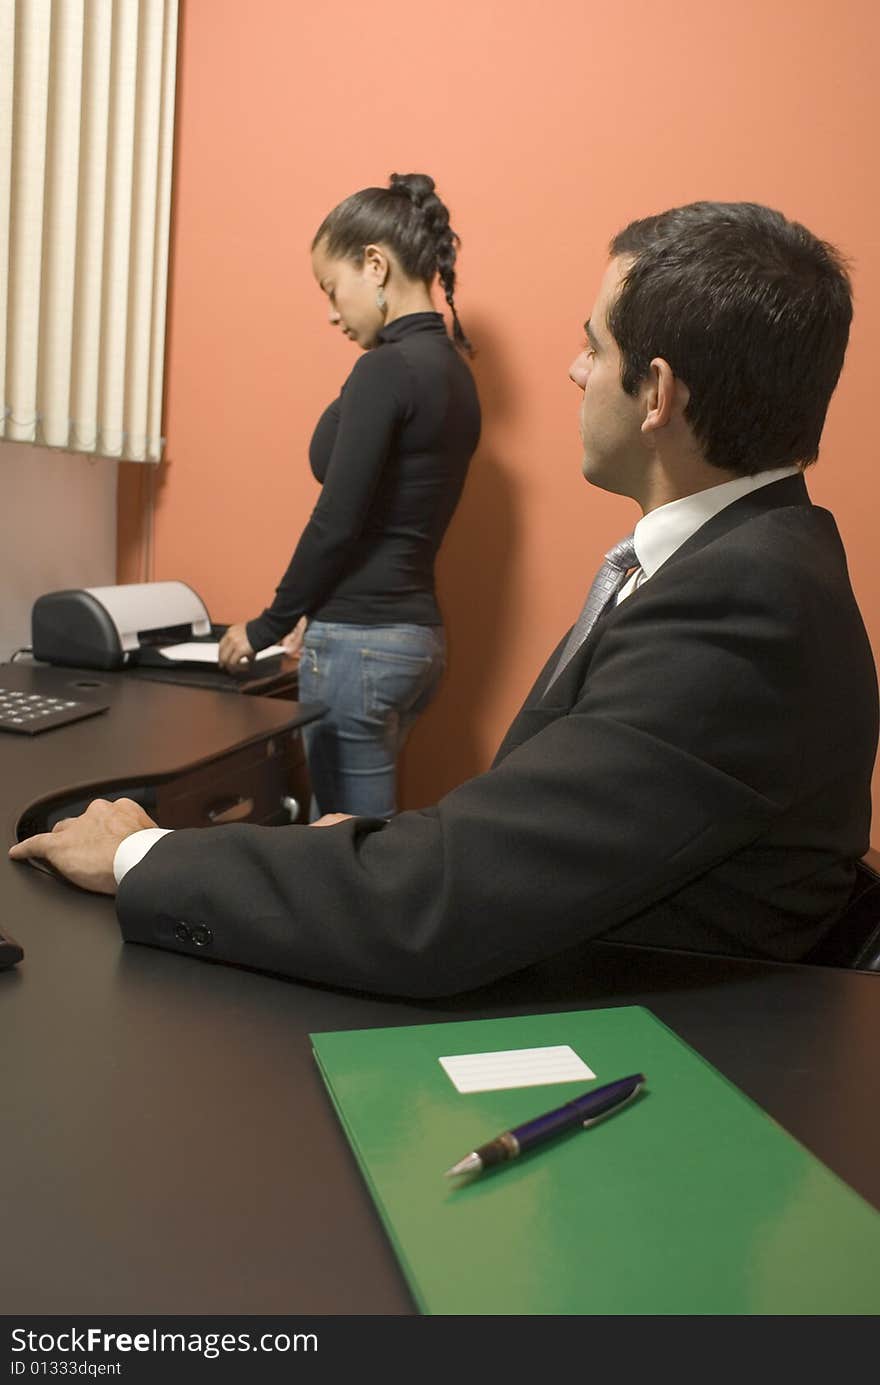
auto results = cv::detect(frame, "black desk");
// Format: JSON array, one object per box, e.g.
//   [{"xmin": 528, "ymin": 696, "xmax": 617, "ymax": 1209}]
[
  {"xmin": 1, "ymin": 668, "xmax": 879, "ymax": 1313},
  {"xmin": 2, "ymin": 661, "xmax": 322, "ymax": 832}
]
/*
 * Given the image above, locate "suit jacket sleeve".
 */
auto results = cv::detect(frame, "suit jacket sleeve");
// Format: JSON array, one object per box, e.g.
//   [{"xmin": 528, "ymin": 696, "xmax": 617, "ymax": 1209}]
[{"xmin": 116, "ymin": 545, "xmax": 818, "ymax": 997}]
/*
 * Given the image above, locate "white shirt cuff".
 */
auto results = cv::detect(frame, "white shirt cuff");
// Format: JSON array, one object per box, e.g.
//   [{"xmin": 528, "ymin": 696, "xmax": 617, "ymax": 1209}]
[{"xmin": 113, "ymin": 827, "xmax": 174, "ymax": 885}]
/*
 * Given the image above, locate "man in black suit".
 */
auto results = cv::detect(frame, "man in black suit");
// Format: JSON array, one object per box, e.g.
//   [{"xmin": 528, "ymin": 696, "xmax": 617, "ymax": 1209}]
[{"xmin": 12, "ymin": 202, "xmax": 878, "ymax": 996}]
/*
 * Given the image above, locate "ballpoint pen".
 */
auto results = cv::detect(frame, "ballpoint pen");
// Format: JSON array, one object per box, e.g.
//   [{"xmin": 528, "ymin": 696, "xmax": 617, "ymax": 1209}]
[{"xmin": 444, "ymin": 1072, "xmax": 646, "ymax": 1177}]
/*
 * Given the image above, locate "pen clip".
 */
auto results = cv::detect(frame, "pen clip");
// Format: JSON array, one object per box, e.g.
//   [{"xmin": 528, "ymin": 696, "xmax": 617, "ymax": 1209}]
[{"xmin": 581, "ymin": 1080, "xmax": 643, "ymax": 1128}]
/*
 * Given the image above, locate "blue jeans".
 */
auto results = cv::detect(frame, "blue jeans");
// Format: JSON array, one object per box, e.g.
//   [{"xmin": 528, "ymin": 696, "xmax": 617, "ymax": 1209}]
[{"xmin": 298, "ymin": 622, "xmax": 446, "ymax": 819}]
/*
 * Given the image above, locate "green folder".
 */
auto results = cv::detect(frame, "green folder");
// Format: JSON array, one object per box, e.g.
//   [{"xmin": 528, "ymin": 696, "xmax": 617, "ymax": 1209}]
[{"xmin": 311, "ymin": 1006, "xmax": 880, "ymax": 1314}]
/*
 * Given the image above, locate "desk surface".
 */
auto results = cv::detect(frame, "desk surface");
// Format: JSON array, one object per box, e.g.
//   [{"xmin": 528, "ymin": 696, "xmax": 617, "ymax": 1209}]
[
  {"xmin": 0, "ymin": 661, "xmax": 319, "ymax": 826},
  {"xmin": 2, "ymin": 667, "xmax": 879, "ymax": 1314}
]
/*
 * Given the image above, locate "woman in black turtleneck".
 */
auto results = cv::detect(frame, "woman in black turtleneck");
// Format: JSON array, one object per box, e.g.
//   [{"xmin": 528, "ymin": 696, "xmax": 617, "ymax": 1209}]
[{"xmin": 219, "ymin": 173, "xmax": 481, "ymax": 819}]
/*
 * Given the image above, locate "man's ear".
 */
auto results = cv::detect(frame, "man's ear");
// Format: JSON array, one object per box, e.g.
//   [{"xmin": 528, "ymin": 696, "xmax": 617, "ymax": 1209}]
[
  {"xmin": 641, "ymin": 357, "xmax": 690, "ymax": 435},
  {"xmin": 363, "ymin": 243, "xmax": 390, "ymax": 286}
]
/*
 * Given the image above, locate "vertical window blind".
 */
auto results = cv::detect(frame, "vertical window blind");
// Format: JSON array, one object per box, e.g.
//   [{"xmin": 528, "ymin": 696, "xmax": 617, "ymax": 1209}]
[{"xmin": 0, "ymin": 0, "xmax": 178, "ymax": 462}]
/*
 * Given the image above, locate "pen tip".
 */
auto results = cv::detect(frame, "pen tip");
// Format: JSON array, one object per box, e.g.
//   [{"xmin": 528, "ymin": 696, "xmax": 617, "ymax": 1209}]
[{"xmin": 445, "ymin": 1152, "xmax": 482, "ymax": 1178}]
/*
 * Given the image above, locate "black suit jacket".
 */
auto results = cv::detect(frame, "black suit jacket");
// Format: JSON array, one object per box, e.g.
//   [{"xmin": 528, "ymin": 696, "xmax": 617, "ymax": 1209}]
[{"xmin": 117, "ymin": 476, "xmax": 879, "ymax": 996}]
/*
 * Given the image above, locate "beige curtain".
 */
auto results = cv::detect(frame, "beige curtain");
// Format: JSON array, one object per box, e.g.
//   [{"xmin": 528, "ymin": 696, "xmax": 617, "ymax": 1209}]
[{"xmin": 1, "ymin": 0, "xmax": 178, "ymax": 462}]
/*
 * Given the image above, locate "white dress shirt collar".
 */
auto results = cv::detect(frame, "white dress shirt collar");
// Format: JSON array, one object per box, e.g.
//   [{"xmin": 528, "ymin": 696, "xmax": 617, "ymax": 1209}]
[{"xmin": 631, "ymin": 465, "xmax": 801, "ymax": 580}]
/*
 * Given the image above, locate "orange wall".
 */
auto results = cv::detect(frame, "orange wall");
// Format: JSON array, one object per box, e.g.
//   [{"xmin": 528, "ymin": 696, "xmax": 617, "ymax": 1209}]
[{"xmin": 119, "ymin": 0, "xmax": 880, "ymax": 833}]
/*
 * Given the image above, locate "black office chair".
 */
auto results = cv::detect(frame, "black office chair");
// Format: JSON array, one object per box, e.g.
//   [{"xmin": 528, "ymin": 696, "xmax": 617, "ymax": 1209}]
[{"xmin": 802, "ymin": 850, "xmax": 880, "ymax": 971}]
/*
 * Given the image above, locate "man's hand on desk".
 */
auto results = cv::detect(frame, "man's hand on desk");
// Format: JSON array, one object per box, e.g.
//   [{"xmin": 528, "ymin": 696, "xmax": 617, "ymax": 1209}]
[
  {"xmin": 8, "ymin": 797, "xmax": 158, "ymax": 894},
  {"xmin": 218, "ymin": 623, "xmax": 255, "ymax": 670}
]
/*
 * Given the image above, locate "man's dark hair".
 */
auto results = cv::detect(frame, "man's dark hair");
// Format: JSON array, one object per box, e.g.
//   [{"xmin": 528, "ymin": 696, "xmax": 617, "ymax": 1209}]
[
  {"xmin": 313, "ymin": 172, "xmax": 472, "ymax": 354},
  {"xmin": 608, "ymin": 202, "xmax": 853, "ymax": 474}
]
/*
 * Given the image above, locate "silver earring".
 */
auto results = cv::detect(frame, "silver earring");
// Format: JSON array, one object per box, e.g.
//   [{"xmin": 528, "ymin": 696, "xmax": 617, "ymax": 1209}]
[{"xmin": 376, "ymin": 286, "xmax": 387, "ymax": 312}]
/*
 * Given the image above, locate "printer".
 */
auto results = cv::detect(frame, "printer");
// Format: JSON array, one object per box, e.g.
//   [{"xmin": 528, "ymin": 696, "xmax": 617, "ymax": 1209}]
[{"xmin": 31, "ymin": 582, "xmax": 216, "ymax": 671}]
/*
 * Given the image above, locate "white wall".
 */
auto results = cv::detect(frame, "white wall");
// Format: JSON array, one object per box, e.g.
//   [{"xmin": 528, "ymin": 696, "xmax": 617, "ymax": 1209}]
[{"xmin": 0, "ymin": 442, "xmax": 117, "ymax": 660}]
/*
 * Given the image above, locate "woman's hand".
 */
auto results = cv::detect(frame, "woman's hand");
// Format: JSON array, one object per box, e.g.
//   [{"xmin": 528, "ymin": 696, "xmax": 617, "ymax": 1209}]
[
  {"xmin": 218, "ymin": 623, "xmax": 255, "ymax": 671},
  {"xmin": 280, "ymin": 615, "xmax": 308, "ymax": 665}
]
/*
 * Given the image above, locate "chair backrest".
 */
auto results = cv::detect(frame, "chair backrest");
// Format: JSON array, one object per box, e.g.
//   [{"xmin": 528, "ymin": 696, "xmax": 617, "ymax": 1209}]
[{"xmin": 803, "ymin": 856, "xmax": 880, "ymax": 971}]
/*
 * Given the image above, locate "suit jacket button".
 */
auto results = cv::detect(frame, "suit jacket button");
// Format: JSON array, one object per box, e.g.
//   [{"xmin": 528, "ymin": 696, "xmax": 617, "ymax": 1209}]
[
  {"xmin": 191, "ymin": 925, "xmax": 213, "ymax": 947},
  {"xmin": 174, "ymin": 922, "xmax": 191, "ymax": 942}
]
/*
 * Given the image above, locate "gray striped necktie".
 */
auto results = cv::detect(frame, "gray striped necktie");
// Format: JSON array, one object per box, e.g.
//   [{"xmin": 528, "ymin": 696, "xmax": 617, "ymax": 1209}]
[{"xmin": 545, "ymin": 533, "xmax": 638, "ymax": 690}]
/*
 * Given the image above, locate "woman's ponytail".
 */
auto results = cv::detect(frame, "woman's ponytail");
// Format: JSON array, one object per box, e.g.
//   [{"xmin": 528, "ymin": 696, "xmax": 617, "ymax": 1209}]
[{"xmin": 389, "ymin": 173, "xmax": 472, "ymax": 354}]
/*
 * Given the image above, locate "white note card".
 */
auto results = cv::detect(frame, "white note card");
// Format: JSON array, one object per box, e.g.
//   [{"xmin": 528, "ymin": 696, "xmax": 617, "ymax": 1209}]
[
  {"xmin": 438, "ymin": 1045, "xmax": 596, "ymax": 1094},
  {"xmin": 157, "ymin": 642, "xmax": 287, "ymax": 664}
]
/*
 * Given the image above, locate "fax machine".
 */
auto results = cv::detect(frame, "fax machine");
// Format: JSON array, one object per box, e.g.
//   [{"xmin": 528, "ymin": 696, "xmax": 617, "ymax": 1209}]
[{"xmin": 31, "ymin": 581, "xmax": 219, "ymax": 671}]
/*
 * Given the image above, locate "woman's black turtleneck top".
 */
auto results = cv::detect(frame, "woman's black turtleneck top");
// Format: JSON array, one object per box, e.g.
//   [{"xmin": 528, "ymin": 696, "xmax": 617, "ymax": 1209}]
[{"xmin": 246, "ymin": 312, "xmax": 481, "ymax": 652}]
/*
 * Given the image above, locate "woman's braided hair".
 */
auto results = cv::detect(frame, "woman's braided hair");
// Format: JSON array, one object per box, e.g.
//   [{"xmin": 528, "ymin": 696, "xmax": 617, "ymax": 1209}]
[{"xmin": 312, "ymin": 172, "xmax": 472, "ymax": 354}]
